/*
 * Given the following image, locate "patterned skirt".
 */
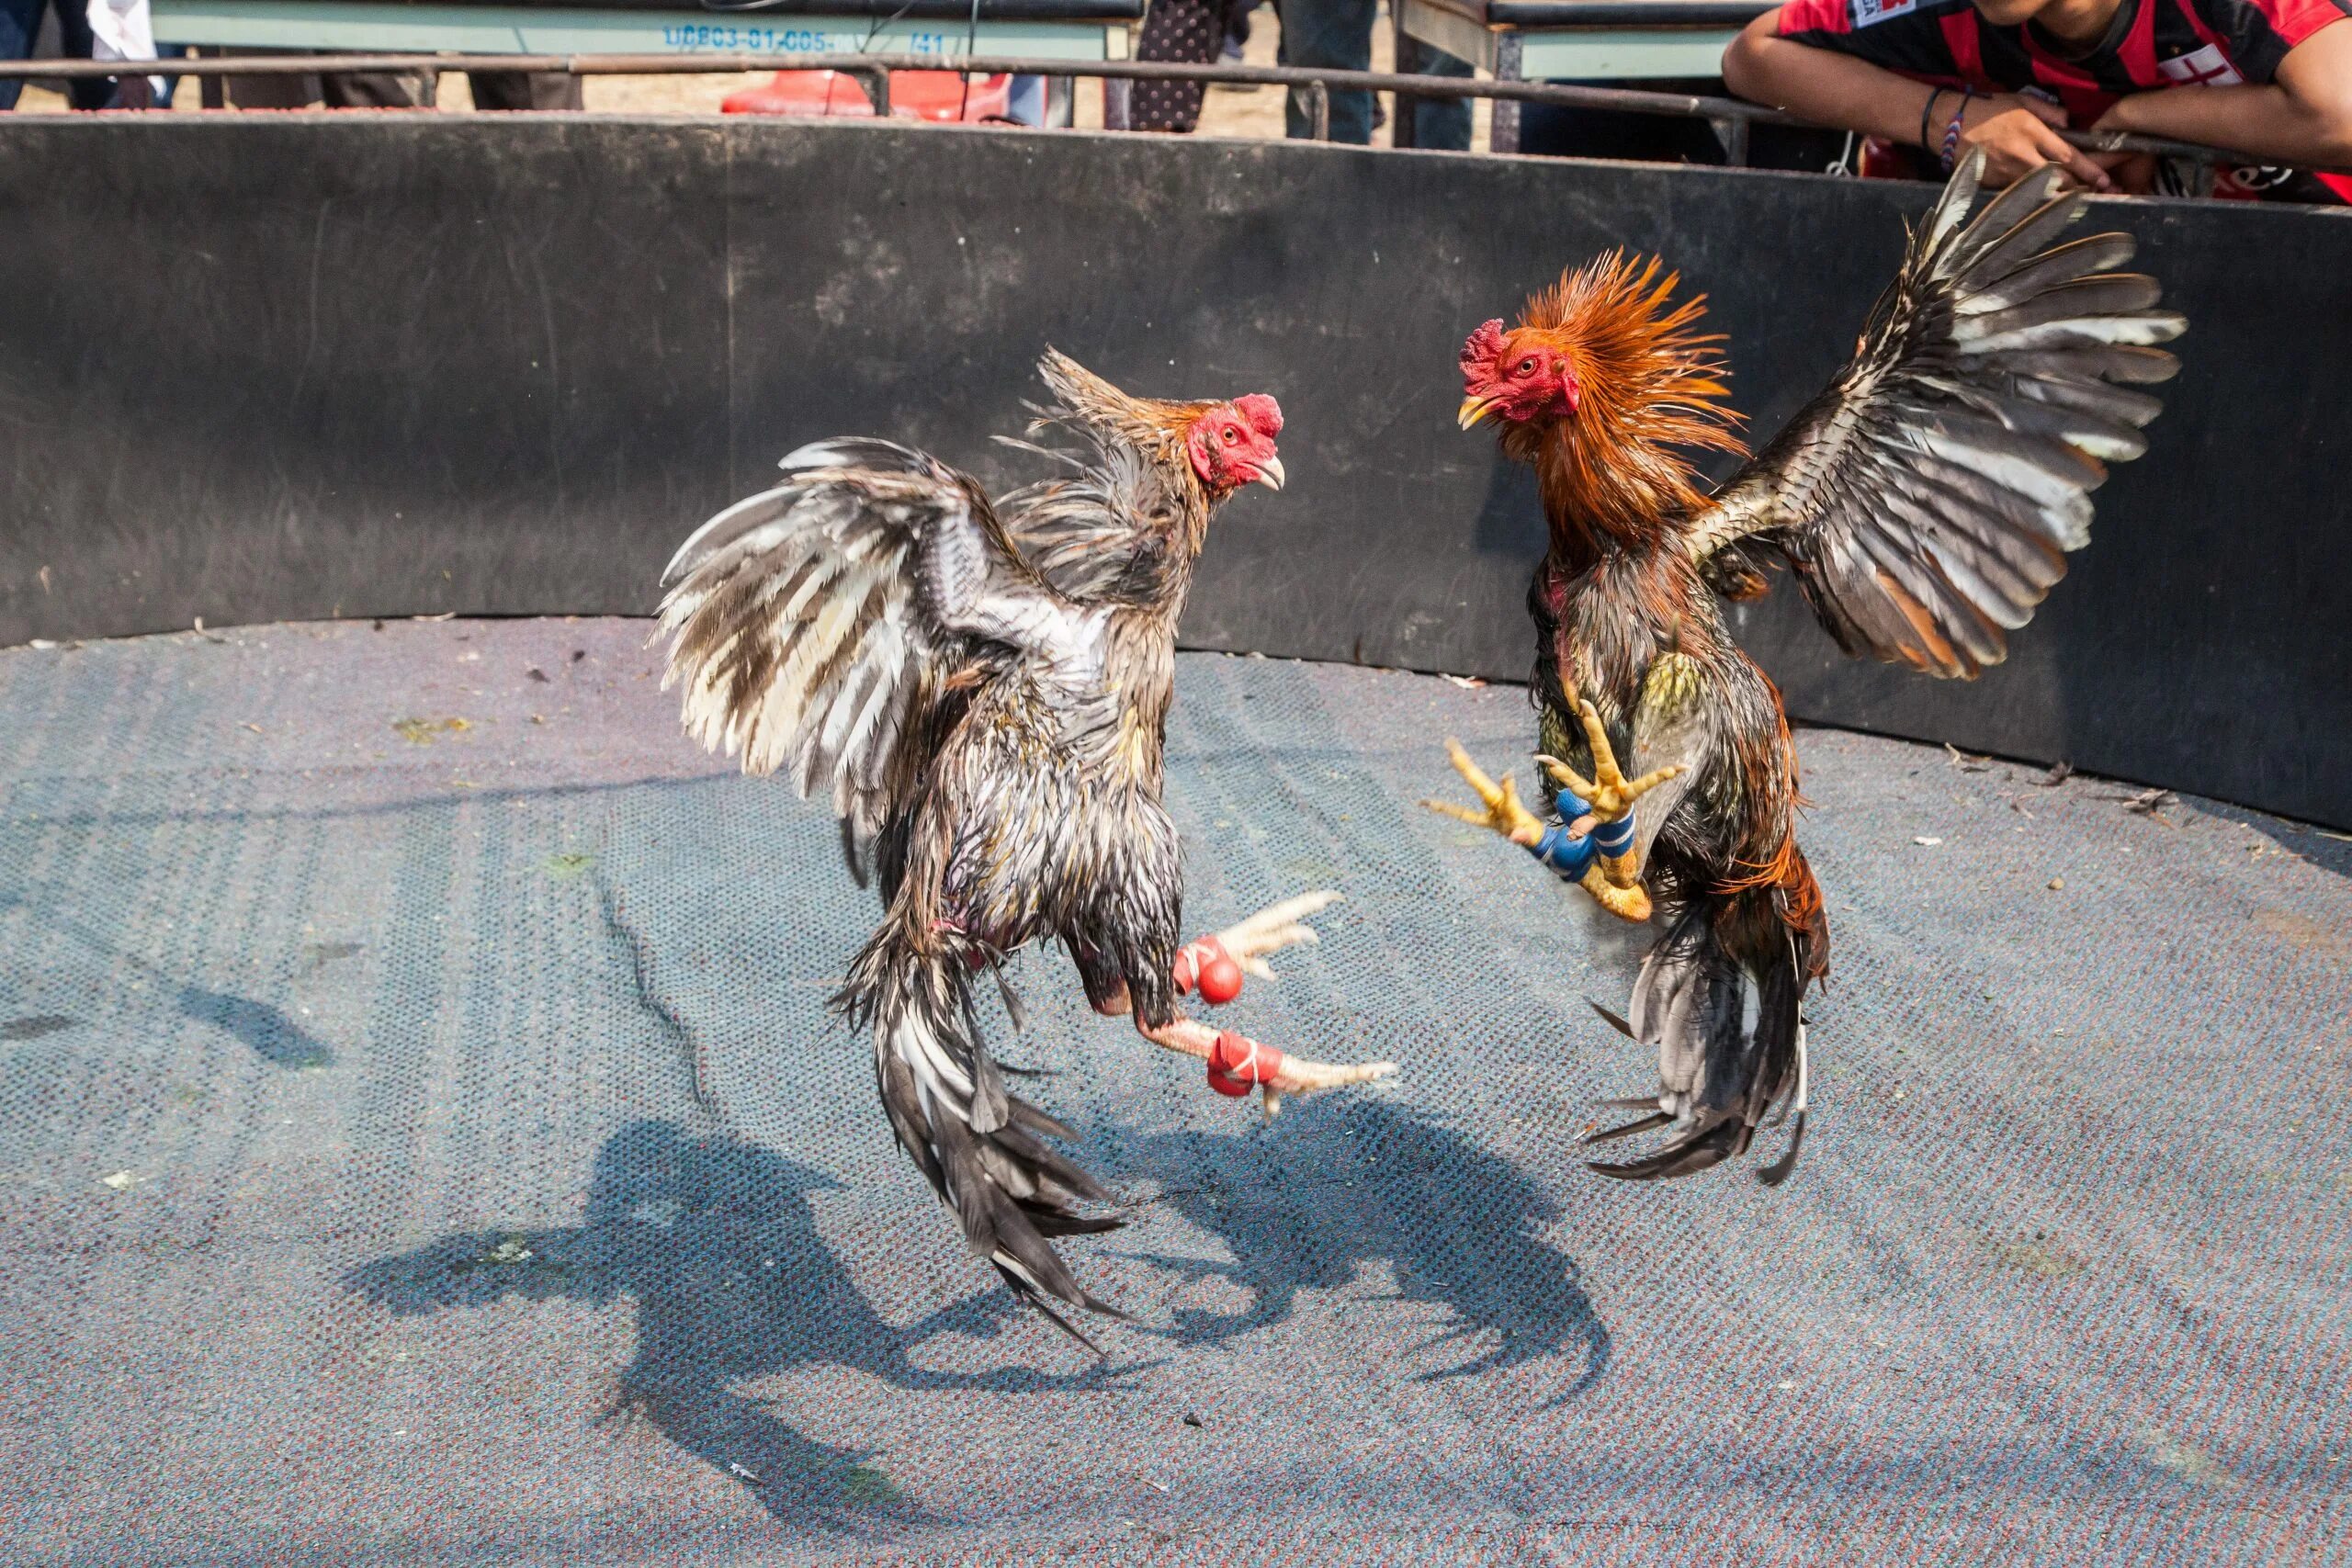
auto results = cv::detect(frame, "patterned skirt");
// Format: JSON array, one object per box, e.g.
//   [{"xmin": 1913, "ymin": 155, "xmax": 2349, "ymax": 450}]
[{"xmin": 1130, "ymin": 0, "xmax": 1222, "ymax": 132}]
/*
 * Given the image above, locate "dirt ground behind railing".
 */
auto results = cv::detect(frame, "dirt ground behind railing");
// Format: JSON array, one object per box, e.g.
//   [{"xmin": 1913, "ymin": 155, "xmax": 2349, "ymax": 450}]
[{"xmin": 8, "ymin": 0, "xmax": 1498, "ymax": 147}]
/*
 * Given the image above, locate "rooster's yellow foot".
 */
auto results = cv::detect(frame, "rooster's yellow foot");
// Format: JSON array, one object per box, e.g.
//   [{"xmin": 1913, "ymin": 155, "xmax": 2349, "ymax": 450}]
[
  {"xmin": 1535, "ymin": 699, "xmax": 1684, "ymax": 824},
  {"xmin": 1420, "ymin": 739, "xmax": 1544, "ymax": 845}
]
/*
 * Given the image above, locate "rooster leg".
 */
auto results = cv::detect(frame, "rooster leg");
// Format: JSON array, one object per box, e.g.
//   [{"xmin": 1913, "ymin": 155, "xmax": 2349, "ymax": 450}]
[
  {"xmin": 1577, "ymin": 865, "xmax": 1654, "ymax": 923},
  {"xmin": 1174, "ymin": 892, "xmax": 1346, "ymax": 1004},
  {"xmin": 1211, "ymin": 889, "xmax": 1343, "ymax": 982},
  {"xmin": 1136, "ymin": 1015, "xmax": 1396, "ymax": 1119},
  {"xmin": 1419, "ymin": 739, "xmax": 1545, "ymax": 845},
  {"xmin": 1536, "ymin": 698, "xmax": 1683, "ymax": 893}
]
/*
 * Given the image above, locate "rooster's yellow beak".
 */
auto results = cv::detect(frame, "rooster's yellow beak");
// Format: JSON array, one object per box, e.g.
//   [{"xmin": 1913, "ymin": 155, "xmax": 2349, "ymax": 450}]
[
  {"xmin": 1253, "ymin": 456, "xmax": 1285, "ymax": 491},
  {"xmin": 1457, "ymin": 396, "xmax": 1496, "ymax": 430}
]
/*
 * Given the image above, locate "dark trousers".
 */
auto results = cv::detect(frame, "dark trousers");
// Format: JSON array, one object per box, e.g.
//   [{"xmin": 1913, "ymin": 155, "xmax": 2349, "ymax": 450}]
[
  {"xmin": 466, "ymin": 71, "xmax": 583, "ymax": 110},
  {"xmin": 0, "ymin": 0, "xmax": 118, "ymax": 110},
  {"xmin": 223, "ymin": 57, "xmax": 582, "ymax": 109},
  {"xmin": 1275, "ymin": 0, "xmax": 1469, "ymax": 149}
]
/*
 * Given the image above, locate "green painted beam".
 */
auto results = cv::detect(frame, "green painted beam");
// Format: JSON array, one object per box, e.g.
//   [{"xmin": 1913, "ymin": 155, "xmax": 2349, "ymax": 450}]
[
  {"xmin": 149, "ymin": 0, "xmax": 1123, "ymax": 60},
  {"xmin": 1396, "ymin": 0, "xmax": 1733, "ymax": 79},
  {"xmin": 1517, "ymin": 27, "xmax": 1735, "ymax": 75}
]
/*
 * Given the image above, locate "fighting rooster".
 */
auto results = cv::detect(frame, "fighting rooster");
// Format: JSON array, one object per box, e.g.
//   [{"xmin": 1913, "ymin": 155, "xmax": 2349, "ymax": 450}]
[
  {"xmin": 658, "ymin": 350, "xmax": 1396, "ymax": 1334},
  {"xmin": 1428, "ymin": 154, "xmax": 2182, "ymax": 1181}
]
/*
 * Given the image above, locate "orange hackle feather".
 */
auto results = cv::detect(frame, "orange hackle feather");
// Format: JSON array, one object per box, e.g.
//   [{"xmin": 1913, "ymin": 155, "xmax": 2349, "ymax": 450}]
[{"xmin": 1498, "ymin": 253, "xmax": 1747, "ymax": 569}]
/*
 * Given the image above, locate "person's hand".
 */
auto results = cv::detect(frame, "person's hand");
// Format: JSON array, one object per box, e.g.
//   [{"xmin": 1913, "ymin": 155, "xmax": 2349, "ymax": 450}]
[
  {"xmin": 2086, "ymin": 100, "xmax": 2163, "ymax": 191},
  {"xmin": 1953, "ymin": 94, "xmax": 2118, "ymax": 191}
]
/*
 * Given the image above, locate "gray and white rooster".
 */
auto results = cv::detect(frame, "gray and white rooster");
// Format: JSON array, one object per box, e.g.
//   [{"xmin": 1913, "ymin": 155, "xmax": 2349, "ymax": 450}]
[{"xmin": 657, "ymin": 350, "xmax": 1396, "ymax": 1337}]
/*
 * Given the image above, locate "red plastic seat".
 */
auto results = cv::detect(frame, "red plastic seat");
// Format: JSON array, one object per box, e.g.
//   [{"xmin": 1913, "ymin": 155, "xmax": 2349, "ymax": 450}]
[{"xmin": 719, "ymin": 69, "xmax": 1014, "ymax": 121}]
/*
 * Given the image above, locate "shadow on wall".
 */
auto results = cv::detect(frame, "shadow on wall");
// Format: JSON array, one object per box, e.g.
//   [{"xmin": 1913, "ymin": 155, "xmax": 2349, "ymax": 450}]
[
  {"xmin": 1113, "ymin": 1098, "xmax": 1611, "ymax": 1402},
  {"xmin": 345, "ymin": 1118, "xmax": 1124, "ymax": 1533}
]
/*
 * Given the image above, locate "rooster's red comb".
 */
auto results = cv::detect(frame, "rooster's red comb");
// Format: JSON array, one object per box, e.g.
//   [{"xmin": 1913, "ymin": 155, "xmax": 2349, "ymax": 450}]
[
  {"xmin": 1233, "ymin": 393, "xmax": 1283, "ymax": 437},
  {"xmin": 1459, "ymin": 319, "xmax": 1508, "ymax": 380}
]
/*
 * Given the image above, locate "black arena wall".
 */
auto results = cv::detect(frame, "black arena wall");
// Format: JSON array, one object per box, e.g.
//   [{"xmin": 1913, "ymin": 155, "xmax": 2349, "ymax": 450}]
[{"xmin": 1, "ymin": 117, "xmax": 2346, "ymax": 825}]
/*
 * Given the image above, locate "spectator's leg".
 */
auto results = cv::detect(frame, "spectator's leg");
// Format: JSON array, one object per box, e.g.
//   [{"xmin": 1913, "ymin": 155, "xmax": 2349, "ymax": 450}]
[
  {"xmin": 318, "ymin": 67, "xmax": 433, "ymax": 108},
  {"xmin": 1276, "ymin": 0, "xmax": 1374, "ymax": 143},
  {"xmin": 1409, "ymin": 40, "xmax": 1472, "ymax": 151},
  {"xmin": 1219, "ymin": 0, "xmax": 1254, "ymax": 60},
  {"xmin": 0, "ymin": 0, "xmax": 40, "ymax": 111},
  {"xmin": 1132, "ymin": 0, "xmax": 1219, "ymax": 132},
  {"xmin": 152, "ymin": 44, "xmax": 187, "ymax": 108},
  {"xmin": 50, "ymin": 0, "xmax": 123, "ymax": 110},
  {"xmin": 1489, "ymin": 32, "xmax": 1520, "ymax": 153},
  {"xmin": 1391, "ymin": 12, "xmax": 1420, "ymax": 149},
  {"xmin": 466, "ymin": 71, "xmax": 583, "ymax": 111},
  {"xmin": 225, "ymin": 47, "xmax": 322, "ymax": 108}
]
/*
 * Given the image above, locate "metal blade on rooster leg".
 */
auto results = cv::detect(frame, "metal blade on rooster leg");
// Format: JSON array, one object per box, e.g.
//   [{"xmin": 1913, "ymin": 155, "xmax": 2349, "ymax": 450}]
[
  {"xmin": 656, "ymin": 347, "xmax": 1395, "ymax": 1337},
  {"xmin": 1443, "ymin": 150, "xmax": 2181, "ymax": 1187}
]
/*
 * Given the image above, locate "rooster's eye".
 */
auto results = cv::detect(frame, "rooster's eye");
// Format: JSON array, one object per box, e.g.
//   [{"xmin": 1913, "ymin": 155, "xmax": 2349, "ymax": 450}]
[
  {"xmin": 1223, "ymin": 427, "xmax": 1239, "ymax": 445},
  {"xmin": 1515, "ymin": 357, "xmax": 1539, "ymax": 377}
]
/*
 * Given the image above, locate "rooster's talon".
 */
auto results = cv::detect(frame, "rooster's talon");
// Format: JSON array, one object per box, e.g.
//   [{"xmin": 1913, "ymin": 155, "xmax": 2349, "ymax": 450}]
[
  {"xmin": 1579, "ymin": 869, "xmax": 1654, "ymax": 922},
  {"xmin": 1262, "ymin": 1056, "xmax": 1397, "ymax": 1118},
  {"xmin": 1214, "ymin": 889, "xmax": 1343, "ymax": 983},
  {"xmin": 1423, "ymin": 739, "xmax": 1544, "ymax": 843},
  {"xmin": 1536, "ymin": 709, "xmax": 1684, "ymax": 824}
]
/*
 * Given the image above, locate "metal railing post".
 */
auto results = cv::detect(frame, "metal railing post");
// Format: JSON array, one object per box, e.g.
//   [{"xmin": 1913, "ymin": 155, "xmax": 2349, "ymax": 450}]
[
  {"xmin": 1712, "ymin": 115, "xmax": 1748, "ymax": 167},
  {"xmin": 843, "ymin": 62, "xmax": 889, "ymax": 117},
  {"xmin": 1306, "ymin": 79, "xmax": 1329, "ymax": 142}
]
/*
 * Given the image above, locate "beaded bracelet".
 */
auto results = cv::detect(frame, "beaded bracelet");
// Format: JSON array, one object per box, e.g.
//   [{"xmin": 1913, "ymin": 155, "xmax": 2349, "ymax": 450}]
[{"xmin": 1939, "ymin": 86, "xmax": 1976, "ymax": 174}]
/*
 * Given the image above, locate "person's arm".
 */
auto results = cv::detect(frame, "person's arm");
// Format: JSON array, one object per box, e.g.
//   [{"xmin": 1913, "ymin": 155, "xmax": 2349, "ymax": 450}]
[
  {"xmin": 1724, "ymin": 7, "xmax": 2120, "ymax": 187},
  {"xmin": 2092, "ymin": 19, "xmax": 2352, "ymax": 166}
]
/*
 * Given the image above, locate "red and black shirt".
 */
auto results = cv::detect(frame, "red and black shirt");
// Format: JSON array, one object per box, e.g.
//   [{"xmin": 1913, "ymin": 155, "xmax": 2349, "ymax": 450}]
[{"xmin": 1775, "ymin": 0, "xmax": 2352, "ymax": 198}]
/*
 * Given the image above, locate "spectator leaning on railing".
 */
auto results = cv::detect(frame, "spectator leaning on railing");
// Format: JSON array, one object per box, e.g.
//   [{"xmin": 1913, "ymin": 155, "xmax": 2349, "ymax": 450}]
[{"xmin": 1722, "ymin": 0, "xmax": 2352, "ymax": 200}]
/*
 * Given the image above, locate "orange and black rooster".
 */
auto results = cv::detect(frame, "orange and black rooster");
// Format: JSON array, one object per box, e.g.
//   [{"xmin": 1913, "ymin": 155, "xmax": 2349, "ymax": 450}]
[
  {"xmin": 1427, "ymin": 155, "xmax": 2183, "ymax": 1182},
  {"xmin": 657, "ymin": 350, "xmax": 1395, "ymax": 1336}
]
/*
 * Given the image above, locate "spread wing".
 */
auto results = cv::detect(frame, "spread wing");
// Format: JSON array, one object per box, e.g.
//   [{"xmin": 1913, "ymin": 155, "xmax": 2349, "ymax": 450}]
[
  {"xmin": 997, "ymin": 438, "xmax": 1182, "ymax": 604},
  {"xmin": 657, "ymin": 437, "xmax": 1100, "ymax": 847},
  {"xmin": 994, "ymin": 349, "xmax": 1192, "ymax": 604},
  {"xmin": 1686, "ymin": 152, "xmax": 2185, "ymax": 679}
]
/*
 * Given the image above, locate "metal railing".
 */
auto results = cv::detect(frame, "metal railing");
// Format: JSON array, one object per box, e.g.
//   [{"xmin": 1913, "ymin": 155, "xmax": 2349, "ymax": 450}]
[{"xmin": 0, "ymin": 50, "xmax": 2317, "ymax": 175}]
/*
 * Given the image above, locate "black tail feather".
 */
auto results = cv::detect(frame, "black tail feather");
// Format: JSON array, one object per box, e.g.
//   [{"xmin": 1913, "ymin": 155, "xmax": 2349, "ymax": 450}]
[
  {"xmin": 1757, "ymin": 1106, "xmax": 1808, "ymax": 1188},
  {"xmin": 1587, "ymin": 998, "xmax": 1637, "ymax": 1038},
  {"xmin": 839, "ymin": 925, "xmax": 1125, "ymax": 1328},
  {"xmin": 1589, "ymin": 1113, "xmax": 1751, "ymax": 1180},
  {"xmin": 1588, "ymin": 891, "xmax": 1811, "ymax": 1184},
  {"xmin": 1583, "ymin": 1109, "xmax": 1674, "ymax": 1146},
  {"xmin": 1008, "ymin": 1278, "xmax": 1132, "ymax": 1356}
]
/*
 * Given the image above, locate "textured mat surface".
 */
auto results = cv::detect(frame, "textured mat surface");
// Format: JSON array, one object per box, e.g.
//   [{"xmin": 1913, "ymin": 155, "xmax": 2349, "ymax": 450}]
[{"xmin": 0, "ymin": 619, "xmax": 2346, "ymax": 1567}]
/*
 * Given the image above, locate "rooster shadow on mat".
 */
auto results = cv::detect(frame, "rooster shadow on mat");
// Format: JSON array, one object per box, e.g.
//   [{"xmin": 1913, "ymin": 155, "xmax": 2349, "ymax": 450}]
[
  {"xmin": 1105, "ymin": 1098, "xmax": 1611, "ymax": 1402},
  {"xmin": 345, "ymin": 1118, "xmax": 1128, "ymax": 1531}
]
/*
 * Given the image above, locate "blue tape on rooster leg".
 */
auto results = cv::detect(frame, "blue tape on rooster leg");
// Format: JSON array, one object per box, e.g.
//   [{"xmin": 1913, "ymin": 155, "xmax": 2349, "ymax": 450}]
[
  {"xmin": 1532, "ymin": 821, "xmax": 1597, "ymax": 880},
  {"xmin": 1591, "ymin": 812, "xmax": 1636, "ymax": 857}
]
